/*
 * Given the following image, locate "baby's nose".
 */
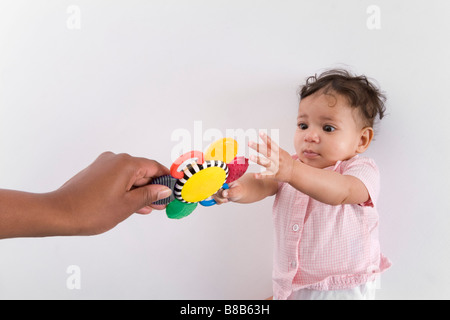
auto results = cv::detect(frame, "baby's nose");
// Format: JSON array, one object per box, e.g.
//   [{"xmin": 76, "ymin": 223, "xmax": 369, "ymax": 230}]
[{"xmin": 304, "ymin": 130, "xmax": 320, "ymax": 143}]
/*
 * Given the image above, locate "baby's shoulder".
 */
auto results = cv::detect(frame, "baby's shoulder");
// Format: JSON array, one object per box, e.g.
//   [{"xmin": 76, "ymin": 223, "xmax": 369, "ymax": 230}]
[{"xmin": 335, "ymin": 155, "xmax": 378, "ymax": 174}]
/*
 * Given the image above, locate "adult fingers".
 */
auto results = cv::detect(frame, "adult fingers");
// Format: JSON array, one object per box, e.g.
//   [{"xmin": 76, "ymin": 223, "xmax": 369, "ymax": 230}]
[
  {"xmin": 128, "ymin": 158, "xmax": 170, "ymax": 188},
  {"xmin": 127, "ymin": 184, "xmax": 172, "ymax": 214}
]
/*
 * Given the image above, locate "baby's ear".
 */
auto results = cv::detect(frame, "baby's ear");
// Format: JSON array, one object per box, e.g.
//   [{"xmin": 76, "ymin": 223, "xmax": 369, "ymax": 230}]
[{"xmin": 357, "ymin": 127, "xmax": 374, "ymax": 153}]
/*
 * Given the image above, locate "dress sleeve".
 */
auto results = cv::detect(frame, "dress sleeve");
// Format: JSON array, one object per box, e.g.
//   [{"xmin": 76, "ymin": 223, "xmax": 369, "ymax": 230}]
[{"xmin": 341, "ymin": 156, "xmax": 380, "ymax": 207}]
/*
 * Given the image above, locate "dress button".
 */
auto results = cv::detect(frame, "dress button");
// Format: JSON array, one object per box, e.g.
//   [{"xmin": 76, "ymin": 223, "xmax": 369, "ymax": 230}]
[
  {"xmin": 290, "ymin": 261, "xmax": 297, "ymax": 268},
  {"xmin": 292, "ymin": 224, "xmax": 299, "ymax": 232}
]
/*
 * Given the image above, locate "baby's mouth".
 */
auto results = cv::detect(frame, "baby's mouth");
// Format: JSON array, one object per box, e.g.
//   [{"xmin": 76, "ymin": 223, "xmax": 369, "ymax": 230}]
[{"xmin": 303, "ymin": 150, "xmax": 320, "ymax": 158}]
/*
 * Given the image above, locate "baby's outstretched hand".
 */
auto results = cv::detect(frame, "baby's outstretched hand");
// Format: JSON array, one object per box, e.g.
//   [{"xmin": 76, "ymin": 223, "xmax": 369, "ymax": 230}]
[
  {"xmin": 213, "ymin": 181, "xmax": 244, "ymax": 204},
  {"xmin": 249, "ymin": 131, "xmax": 294, "ymax": 183}
]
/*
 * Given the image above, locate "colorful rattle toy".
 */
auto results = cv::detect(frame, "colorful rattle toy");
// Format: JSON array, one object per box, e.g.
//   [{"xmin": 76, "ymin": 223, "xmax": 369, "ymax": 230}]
[{"xmin": 150, "ymin": 138, "xmax": 249, "ymax": 219}]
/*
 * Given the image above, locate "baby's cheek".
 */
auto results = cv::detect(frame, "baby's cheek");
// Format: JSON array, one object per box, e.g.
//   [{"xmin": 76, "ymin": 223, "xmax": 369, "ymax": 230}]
[
  {"xmin": 293, "ymin": 133, "xmax": 303, "ymax": 154},
  {"xmin": 327, "ymin": 141, "xmax": 353, "ymax": 161}
]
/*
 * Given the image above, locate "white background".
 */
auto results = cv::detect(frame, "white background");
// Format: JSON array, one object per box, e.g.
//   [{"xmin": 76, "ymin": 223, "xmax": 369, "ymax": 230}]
[{"xmin": 1, "ymin": 0, "xmax": 449, "ymax": 299}]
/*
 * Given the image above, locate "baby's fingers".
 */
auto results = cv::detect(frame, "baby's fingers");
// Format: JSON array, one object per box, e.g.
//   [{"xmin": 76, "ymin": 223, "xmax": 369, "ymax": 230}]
[
  {"xmin": 213, "ymin": 188, "xmax": 229, "ymax": 205},
  {"xmin": 212, "ymin": 181, "xmax": 244, "ymax": 204},
  {"xmin": 225, "ymin": 182, "xmax": 244, "ymax": 202},
  {"xmin": 250, "ymin": 154, "xmax": 271, "ymax": 168}
]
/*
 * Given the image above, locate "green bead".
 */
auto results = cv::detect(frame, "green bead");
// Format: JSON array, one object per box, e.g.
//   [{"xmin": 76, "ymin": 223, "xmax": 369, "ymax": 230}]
[{"xmin": 166, "ymin": 199, "xmax": 197, "ymax": 219}]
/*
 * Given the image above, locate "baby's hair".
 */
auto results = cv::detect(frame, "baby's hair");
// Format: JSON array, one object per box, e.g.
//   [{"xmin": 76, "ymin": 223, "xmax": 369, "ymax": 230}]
[{"xmin": 299, "ymin": 69, "xmax": 386, "ymax": 128}]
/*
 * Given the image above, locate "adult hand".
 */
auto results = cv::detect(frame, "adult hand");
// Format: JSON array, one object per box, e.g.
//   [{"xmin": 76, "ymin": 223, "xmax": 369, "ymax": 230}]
[
  {"xmin": 55, "ymin": 152, "xmax": 172, "ymax": 235},
  {"xmin": 0, "ymin": 152, "xmax": 172, "ymax": 239}
]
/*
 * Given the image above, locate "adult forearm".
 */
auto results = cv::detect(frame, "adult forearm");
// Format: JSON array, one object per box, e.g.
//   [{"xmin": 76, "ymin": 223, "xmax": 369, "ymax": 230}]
[{"xmin": 0, "ymin": 189, "xmax": 74, "ymax": 239}]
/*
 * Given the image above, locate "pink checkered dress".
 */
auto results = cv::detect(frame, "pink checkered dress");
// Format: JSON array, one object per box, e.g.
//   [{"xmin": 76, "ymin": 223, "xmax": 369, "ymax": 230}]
[{"xmin": 272, "ymin": 155, "xmax": 391, "ymax": 300}]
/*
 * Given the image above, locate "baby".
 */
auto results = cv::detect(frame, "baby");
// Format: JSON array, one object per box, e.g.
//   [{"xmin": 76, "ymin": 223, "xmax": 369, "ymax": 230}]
[{"xmin": 215, "ymin": 69, "xmax": 391, "ymax": 300}]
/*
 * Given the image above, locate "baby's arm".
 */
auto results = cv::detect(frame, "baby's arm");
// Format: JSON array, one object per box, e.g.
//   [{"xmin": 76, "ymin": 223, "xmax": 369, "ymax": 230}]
[
  {"xmin": 286, "ymin": 161, "xmax": 369, "ymax": 206},
  {"xmin": 251, "ymin": 132, "xmax": 370, "ymax": 206},
  {"xmin": 214, "ymin": 172, "xmax": 278, "ymax": 204}
]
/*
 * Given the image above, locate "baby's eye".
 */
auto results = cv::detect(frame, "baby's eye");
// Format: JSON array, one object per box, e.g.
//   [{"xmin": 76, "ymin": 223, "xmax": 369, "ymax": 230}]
[
  {"xmin": 298, "ymin": 123, "xmax": 308, "ymax": 130},
  {"xmin": 323, "ymin": 125, "xmax": 335, "ymax": 132}
]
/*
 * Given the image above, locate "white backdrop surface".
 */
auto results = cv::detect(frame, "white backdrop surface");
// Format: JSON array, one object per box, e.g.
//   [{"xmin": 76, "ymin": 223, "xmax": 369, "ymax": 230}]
[{"xmin": 1, "ymin": 0, "xmax": 449, "ymax": 299}]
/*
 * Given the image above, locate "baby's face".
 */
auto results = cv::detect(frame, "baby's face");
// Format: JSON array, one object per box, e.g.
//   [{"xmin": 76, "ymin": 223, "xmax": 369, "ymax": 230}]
[{"xmin": 294, "ymin": 92, "xmax": 368, "ymax": 169}]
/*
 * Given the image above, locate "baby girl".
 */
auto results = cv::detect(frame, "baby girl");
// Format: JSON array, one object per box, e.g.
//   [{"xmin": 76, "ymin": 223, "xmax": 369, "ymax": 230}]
[{"xmin": 215, "ymin": 69, "xmax": 391, "ymax": 300}]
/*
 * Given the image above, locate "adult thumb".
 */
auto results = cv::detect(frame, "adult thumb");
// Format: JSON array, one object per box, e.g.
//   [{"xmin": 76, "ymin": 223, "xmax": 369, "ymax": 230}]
[{"xmin": 128, "ymin": 184, "xmax": 173, "ymax": 211}]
